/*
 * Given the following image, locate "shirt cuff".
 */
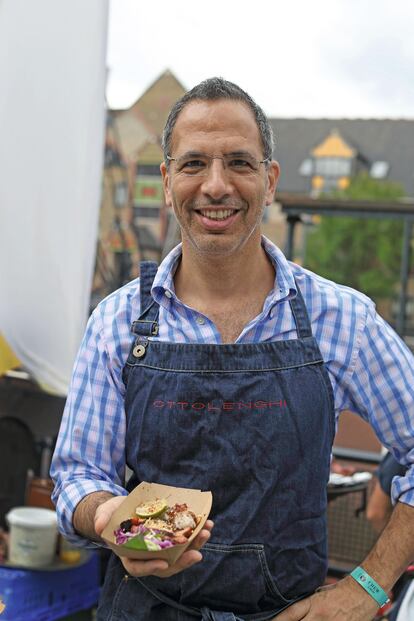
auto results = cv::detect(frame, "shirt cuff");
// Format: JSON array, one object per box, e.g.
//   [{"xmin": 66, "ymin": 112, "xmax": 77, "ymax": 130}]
[
  {"xmin": 54, "ymin": 479, "xmax": 128, "ymax": 548},
  {"xmin": 391, "ymin": 471, "xmax": 414, "ymax": 507}
]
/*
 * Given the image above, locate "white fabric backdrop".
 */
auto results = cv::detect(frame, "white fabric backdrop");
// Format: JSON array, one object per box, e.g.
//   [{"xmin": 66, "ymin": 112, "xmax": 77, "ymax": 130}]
[{"xmin": 0, "ymin": 0, "xmax": 109, "ymax": 395}]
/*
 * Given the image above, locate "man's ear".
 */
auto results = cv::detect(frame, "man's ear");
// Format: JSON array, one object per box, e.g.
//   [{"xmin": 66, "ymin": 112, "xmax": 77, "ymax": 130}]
[
  {"xmin": 265, "ymin": 160, "xmax": 280, "ymax": 206},
  {"xmin": 160, "ymin": 161, "xmax": 172, "ymax": 207}
]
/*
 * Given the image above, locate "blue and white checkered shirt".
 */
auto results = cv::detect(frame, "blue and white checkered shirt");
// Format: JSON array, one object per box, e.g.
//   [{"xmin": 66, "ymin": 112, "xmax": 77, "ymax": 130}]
[{"xmin": 51, "ymin": 237, "xmax": 414, "ymax": 545}]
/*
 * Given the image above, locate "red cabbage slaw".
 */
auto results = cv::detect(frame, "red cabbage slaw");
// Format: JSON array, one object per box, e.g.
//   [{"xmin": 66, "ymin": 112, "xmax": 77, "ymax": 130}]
[{"xmin": 114, "ymin": 523, "xmax": 175, "ymax": 549}]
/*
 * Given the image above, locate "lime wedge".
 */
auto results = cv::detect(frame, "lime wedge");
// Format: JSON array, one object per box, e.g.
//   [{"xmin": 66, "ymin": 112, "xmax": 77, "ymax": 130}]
[{"xmin": 135, "ymin": 498, "xmax": 168, "ymax": 519}]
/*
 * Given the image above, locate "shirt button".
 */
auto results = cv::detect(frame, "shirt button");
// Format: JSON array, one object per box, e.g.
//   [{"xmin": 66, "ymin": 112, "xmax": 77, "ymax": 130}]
[
  {"xmin": 164, "ymin": 290, "xmax": 172, "ymax": 298},
  {"xmin": 196, "ymin": 316, "xmax": 205, "ymax": 325}
]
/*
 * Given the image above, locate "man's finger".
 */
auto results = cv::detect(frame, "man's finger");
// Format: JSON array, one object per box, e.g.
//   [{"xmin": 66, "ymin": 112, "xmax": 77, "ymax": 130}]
[
  {"xmin": 153, "ymin": 548, "xmax": 203, "ymax": 578},
  {"xmin": 190, "ymin": 520, "xmax": 214, "ymax": 550},
  {"xmin": 122, "ymin": 557, "xmax": 170, "ymax": 576},
  {"xmin": 273, "ymin": 597, "xmax": 312, "ymax": 620},
  {"xmin": 152, "ymin": 520, "xmax": 214, "ymax": 576},
  {"xmin": 203, "ymin": 519, "xmax": 215, "ymax": 532},
  {"xmin": 121, "ymin": 548, "xmax": 203, "ymax": 578}
]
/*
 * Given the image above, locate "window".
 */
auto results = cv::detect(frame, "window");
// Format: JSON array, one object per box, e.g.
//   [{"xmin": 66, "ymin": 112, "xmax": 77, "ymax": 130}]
[
  {"xmin": 105, "ymin": 146, "xmax": 123, "ymax": 168},
  {"xmin": 370, "ymin": 161, "xmax": 389, "ymax": 179},
  {"xmin": 137, "ymin": 164, "xmax": 162, "ymax": 176},
  {"xmin": 314, "ymin": 157, "xmax": 352, "ymax": 177},
  {"xmin": 134, "ymin": 206, "xmax": 160, "ymax": 219},
  {"xmin": 299, "ymin": 158, "xmax": 313, "ymax": 176},
  {"xmin": 114, "ymin": 182, "xmax": 128, "ymax": 208}
]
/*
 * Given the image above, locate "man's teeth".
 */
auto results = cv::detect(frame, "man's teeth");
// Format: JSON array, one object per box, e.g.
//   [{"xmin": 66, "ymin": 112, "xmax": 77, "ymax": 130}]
[{"xmin": 199, "ymin": 209, "xmax": 235, "ymax": 220}]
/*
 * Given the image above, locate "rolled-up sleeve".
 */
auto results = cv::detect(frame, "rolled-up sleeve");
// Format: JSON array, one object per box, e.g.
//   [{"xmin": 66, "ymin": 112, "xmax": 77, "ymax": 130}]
[
  {"xmin": 50, "ymin": 305, "xmax": 129, "ymax": 546},
  {"xmin": 342, "ymin": 302, "xmax": 414, "ymax": 507}
]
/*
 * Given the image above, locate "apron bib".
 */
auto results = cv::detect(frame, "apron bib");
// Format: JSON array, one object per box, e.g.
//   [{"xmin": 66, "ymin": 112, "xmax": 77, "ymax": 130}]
[{"xmin": 98, "ymin": 261, "xmax": 335, "ymax": 621}]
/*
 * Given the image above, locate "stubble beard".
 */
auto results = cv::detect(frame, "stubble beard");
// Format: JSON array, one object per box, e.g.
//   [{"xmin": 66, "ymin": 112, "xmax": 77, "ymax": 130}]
[{"xmin": 173, "ymin": 195, "xmax": 266, "ymax": 258}]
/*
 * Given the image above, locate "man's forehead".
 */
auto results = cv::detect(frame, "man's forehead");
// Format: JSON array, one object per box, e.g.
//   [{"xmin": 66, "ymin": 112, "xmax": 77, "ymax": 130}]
[{"xmin": 170, "ymin": 99, "xmax": 262, "ymax": 152}]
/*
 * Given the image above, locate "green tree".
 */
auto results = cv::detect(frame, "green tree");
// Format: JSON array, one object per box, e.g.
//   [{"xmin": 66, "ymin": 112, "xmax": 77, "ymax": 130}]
[{"xmin": 305, "ymin": 173, "xmax": 405, "ymax": 301}]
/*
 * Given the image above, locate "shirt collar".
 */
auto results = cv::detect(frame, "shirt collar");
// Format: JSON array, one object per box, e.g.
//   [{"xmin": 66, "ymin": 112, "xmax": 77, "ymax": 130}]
[
  {"xmin": 151, "ymin": 237, "xmax": 298, "ymax": 309},
  {"xmin": 261, "ymin": 236, "xmax": 297, "ymax": 305},
  {"xmin": 152, "ymin": 243, "xmax": 182, "ymax": 307}
]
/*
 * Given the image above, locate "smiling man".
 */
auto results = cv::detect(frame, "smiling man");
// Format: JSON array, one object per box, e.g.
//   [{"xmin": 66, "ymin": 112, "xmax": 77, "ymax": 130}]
[
  {"xmin": 160, "ymin": 96, "xmax": 279, "ymax": 344},
  {"xmin": 162, "ymin": 99, "xmax": 277, "ymax": 256},
  {"xmin": 51, "ymin": 78, "xmax": 414, "ymax": 621}
]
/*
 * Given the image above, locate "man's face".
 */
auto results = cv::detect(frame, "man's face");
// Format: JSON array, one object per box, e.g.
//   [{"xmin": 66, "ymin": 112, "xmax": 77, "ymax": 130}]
[{"xmin": 160, "ymin": 99, "xmax": 280, "ymax": 258}]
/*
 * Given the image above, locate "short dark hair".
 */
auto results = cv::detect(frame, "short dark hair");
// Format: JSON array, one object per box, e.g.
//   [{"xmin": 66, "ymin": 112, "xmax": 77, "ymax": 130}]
[{"xmin": 162, "ymin": 77, "xmax": 274, "ymax": 165}]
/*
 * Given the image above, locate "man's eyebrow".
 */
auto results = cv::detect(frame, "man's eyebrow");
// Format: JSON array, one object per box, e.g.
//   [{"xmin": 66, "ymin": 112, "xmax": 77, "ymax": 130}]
[
  {"xmin": 225, "ymin": 150, "xmax": 257, "ymax": 158},
  {"xmin": 177, "ymin": 150, "xmax": 206, "ymax": 158},
  {"xmin": 176, "ymin": 150, "xmax": 257, "ymax": 158}
]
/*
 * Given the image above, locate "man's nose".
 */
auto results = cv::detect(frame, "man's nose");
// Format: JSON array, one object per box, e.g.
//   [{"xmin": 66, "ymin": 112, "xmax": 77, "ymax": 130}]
[{"xmin": 200, "ymin": 158, "xmax": 232, "ymax": 199}]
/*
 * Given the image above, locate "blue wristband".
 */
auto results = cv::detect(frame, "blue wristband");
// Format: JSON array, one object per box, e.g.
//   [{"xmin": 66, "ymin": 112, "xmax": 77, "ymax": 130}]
[{"xmin": 350, "ymin": 566, "xmax": 390, "ymax": 608}]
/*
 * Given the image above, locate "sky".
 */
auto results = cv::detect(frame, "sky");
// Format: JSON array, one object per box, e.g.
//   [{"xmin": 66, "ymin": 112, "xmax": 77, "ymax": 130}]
[{"xmin": 106, "ymin": 0, "xmax": 414, "ymax": 119}]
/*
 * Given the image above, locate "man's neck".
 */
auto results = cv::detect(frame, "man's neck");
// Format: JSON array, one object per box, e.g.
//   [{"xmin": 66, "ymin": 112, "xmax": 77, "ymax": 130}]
[{"xmin": 174, "ymin": 237, "xmax": 275, "ymax": 307}]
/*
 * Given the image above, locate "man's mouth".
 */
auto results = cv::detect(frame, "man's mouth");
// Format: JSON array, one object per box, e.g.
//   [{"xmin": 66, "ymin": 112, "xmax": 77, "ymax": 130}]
[{"xmin": 198, "ymin": 208, "xmax": 238, "ymax": 221}]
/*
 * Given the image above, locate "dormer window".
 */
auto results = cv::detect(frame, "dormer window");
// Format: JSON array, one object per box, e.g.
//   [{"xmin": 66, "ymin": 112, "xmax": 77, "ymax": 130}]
[
  {"xmin": 370, "ymin": 161, "xmax": 389, "ymax": 179},
  {"xmin": 314, "ymin": 157, "xmax": 352, "ymax": 177},
  {"xmin": 310, "ymin": 129, "xmax": 356, "ymax": 193},
  {"xmin": 299, "ymin": 158, "xmax": 313, "ymax": 176}
]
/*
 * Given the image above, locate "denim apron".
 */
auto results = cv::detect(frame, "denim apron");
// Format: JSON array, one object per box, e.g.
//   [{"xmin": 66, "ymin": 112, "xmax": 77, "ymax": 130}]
[{"xmin": 97, "ymin": 261, "xmax": 335, "ymax": 621}]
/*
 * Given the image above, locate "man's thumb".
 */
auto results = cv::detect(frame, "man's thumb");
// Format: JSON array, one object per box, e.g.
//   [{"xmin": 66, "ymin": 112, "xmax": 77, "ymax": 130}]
[{"xmin": 94, "ymin": 496, "xmax": 125, "ymax": 536}]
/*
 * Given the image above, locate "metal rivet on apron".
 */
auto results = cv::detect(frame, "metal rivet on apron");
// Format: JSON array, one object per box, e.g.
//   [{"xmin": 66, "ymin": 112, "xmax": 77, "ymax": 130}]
[{"xmin": 133, "ymin": 344, "xmax": 146, "ymax": 358}]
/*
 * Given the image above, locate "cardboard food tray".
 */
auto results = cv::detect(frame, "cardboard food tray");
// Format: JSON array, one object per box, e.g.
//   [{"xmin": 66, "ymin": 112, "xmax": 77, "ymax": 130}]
[{"xmin": 101, "ymin": 481, "xmax": 212, "ymax": 564}]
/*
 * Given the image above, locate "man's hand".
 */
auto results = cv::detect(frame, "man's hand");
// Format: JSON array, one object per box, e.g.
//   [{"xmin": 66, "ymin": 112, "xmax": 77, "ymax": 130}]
[
  {"xmin": 273, "ymin": 500, "xmax": 414, "ymax": 619},
  {"xmin": 273, "ymin": 578, "xmax": 380, "ymax": 620},
  {"xmin": 94, "ymin": 494, "xmax": 126, "ymax": 535},
  {"xmin": 94, "ymin": 495, "xmax": 214, "ymax": 578}
]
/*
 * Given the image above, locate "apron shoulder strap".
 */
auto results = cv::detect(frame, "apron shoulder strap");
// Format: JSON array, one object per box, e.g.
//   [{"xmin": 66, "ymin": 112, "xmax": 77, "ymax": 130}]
[
  {"xmin": 289, "ymin": 280, "xmax": 313, "ymax": 339},
  {"xmin": 131, "ymin": 261, "xmax": 159, "ymax": 337},
  {"xmin": 139, "ymin": 260, "xmax": 158, "ymax": 311}
]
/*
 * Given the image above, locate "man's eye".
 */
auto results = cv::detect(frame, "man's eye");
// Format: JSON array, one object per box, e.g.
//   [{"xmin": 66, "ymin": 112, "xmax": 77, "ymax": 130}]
[
  {"xmin": 181, "ymin": 160, "xmax": 205, "ymax": 171},
  {"xmin": 228, "ymin": 159, "xmax": 253, "ymax": 169}
]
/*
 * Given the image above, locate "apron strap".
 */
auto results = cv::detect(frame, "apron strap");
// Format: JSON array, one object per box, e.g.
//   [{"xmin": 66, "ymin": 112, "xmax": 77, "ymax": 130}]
[
  {"xmin": 136, "ymin": 577, "xmax": 200, "ymax": 617},
  {"xmin": 139, "ymin": 260, "xmax": 158, "ymax": 312},
  {"xmin": 131, "ymin": 261, "xmax": 160, "ymax": 337},
  {"xmin": 200, "ymin": 608, "xmax": 281, "ymax": 621},
  {"xmin": 200, "ymin": 608, "xmax": 244, "ymax": 620},
  {"xmin": 289, "ymin": 280, "xmax": 313, "ymax": 339}
]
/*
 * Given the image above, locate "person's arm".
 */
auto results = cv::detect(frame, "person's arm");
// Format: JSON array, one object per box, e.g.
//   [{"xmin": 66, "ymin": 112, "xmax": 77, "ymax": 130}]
[
  {"xmin": 51, "ymin": 291, "xmax": 215, "ymax": 576},
  {"xmin": 73, "ymin": 491, "xmax": 117, "ymax": 542},
  {"xmin": 50, "ymin": 304, "xmax": 129, "ymax": 546},
  {"xmin": 366, "ymin": 480, "xmax": 393, "ymax": 533},
  {"xmin": 366, "ymin": 452, "xmax": 406, "ymax": 534},
  {"xmin": 277, "ymin": 303, "xmax": 414, "ymax": 620},
  {"xmin": 275, "ymin": 501, "xmax": 414, "ymax": 620}
]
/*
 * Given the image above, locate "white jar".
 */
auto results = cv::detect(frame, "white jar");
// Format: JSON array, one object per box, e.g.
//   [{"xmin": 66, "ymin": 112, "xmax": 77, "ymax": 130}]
[{"xmin": 6, "ymin": 506, "xmax": 58, "ymax": 568}]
